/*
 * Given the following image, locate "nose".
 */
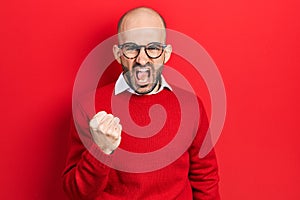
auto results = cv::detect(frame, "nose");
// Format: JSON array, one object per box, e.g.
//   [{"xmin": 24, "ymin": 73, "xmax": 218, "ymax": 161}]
[{"xmin": 136, "ymin": 47, "xmax": 149, "ymax": 66}]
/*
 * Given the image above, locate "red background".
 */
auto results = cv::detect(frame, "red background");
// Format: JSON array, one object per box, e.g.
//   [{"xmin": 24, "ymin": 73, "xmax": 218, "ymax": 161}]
[{"xmin": 1, "ymin": 0, "xmax": 300, "ymax": 199}]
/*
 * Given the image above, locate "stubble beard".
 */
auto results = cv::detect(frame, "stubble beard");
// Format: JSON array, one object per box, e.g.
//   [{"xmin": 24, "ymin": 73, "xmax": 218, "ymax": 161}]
[{"xmin": 122, "ymin": 63, "xmax": 163, "ymax": 95}]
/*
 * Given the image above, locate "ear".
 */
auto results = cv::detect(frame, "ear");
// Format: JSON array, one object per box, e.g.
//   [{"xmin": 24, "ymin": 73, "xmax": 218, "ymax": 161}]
[
  {"xmin": 113, "ymin": 45, "xmax": 122, "ymax": 64},
  {"xmin": 163, "ymin": 44, "xmax": 172, "ymax": 64}
]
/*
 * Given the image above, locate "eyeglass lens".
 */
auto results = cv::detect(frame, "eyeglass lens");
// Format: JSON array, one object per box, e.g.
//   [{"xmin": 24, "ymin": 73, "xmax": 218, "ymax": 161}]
[{"xmin": 121, "ymin": 43, "xmax": 165, "ymax": 59}]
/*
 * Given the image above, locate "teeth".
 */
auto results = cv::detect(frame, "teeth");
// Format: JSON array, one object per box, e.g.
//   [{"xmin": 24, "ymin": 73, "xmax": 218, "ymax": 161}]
[{"xmin": 137, "ymin": 68, "xmax": 150, "ymax": 72}]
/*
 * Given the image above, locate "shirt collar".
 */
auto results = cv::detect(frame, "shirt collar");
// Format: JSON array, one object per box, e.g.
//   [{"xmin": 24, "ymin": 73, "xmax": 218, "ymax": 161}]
[{"xmin": 114, "ymin": 73, "xmax": 172, "ymax": 95}]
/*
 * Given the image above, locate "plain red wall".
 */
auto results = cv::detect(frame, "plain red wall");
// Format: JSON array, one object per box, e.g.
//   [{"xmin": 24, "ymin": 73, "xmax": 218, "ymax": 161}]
[{"xmin": 1, "ymin": 0, "xmax": 300, "ymax": 199}]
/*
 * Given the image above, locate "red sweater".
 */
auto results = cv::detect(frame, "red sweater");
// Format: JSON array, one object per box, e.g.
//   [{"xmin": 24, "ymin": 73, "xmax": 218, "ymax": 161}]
[{"xmin": 62, "ymin": 83, "xmax": 220, "ymax": 199}]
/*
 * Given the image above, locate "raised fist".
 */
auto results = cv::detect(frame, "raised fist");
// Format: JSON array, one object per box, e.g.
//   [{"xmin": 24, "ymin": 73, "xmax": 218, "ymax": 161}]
[{"xmin": 89, "ymin": 111, "xmax": 122, "ymax": 154}]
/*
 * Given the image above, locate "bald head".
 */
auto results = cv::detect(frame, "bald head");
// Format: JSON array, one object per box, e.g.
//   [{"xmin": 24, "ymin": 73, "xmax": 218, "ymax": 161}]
[
  {"xmin": 118, "ymin": 7, "xmax": 166, "ymax": 33},
  {"xmin": 117, "ymin": 7, "xmax": 167, "ymax": 44}
]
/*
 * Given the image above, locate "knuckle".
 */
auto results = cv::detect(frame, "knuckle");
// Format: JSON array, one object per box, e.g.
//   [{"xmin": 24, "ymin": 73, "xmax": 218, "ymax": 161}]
[
  {"xmin": 118, "ymin": 124, "xmax": 122, "ymax": 131},
  {"xmin": 95, "ymin": 110, "xmax": 106, "ymax": 116},
  {"xmin": 99, "ymin": 124, "xmax": 106, "ymax": 132},
  {"xmin": 106, "ymin": 114, "xmax": 114, "ymax": 119},
  {"xmin": 114, "ymin": 117, "xmax": 120, "ymax": 124},
  {"xmin": 94, "ymin": 111, "xmax": 106, "ymax": 120}
]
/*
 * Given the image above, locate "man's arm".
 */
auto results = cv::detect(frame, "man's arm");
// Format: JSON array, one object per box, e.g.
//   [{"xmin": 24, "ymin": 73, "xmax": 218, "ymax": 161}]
[
  {"xmin": 188, "ymin": 99, "xmax": 220, "ymax": 200},
  {"xmin": 189, "ymin": 148, "xmax": 220, "ymax": 199},
  {"xmin": 62, "ymin": 98, "xmax": 122, "ymax": 200},
  {"xmin": 62, "ymin": 118, "xmax": 111, "ymax": 200}
]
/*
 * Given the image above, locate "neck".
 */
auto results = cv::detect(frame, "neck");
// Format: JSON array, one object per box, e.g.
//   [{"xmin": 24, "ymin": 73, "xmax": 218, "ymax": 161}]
[{"xmin": 145, "ymin": 82, "xmax": 160, "ymax": 95}]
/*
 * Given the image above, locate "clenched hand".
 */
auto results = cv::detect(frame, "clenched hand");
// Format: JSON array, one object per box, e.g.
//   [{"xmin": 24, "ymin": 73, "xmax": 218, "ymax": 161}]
[{"xmin": 89, "ymin": 111, "xmax": 122, "ymax": 154}]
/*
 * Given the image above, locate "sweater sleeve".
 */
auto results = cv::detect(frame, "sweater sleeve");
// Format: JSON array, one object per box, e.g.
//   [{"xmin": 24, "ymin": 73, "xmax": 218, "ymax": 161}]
[
  {"xmin": 62, "ymin": 99, "xmax": 113, "ymax": 200},
  {"xmin": 188, "ymin": 99, "xmax": 221, "ymax": 200}
]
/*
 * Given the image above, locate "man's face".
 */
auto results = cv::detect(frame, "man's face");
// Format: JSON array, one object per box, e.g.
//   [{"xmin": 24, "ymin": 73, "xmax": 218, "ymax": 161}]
[{"xmin": 117, "ymin": 28, "xmax": 166, "ymax": 94}]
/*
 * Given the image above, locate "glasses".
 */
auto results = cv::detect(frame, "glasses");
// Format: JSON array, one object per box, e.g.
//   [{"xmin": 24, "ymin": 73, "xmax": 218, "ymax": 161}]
[{"xmin": 118, "ymin": 42, "xmax": 167, "ymax": 59}]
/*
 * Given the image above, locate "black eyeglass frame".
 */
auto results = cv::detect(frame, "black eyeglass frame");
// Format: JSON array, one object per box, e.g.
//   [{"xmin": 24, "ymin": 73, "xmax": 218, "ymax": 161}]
[{"xmin": 118, "ymin": 42, "xmax": 167, "ymax": 59}]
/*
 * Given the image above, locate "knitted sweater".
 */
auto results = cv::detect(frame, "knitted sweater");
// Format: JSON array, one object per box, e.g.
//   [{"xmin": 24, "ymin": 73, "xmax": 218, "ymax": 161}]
[{"xmin": 62, "ymin": 83, "xmax": 220, "ymax": 200}]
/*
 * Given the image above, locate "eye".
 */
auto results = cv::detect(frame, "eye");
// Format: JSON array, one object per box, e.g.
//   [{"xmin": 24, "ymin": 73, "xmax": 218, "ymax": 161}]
[
  {"xmin": 124, "ymin": 44, "xmax": 139, "ymax": 51},
  {"xmin": 147, "ymin": 44, "xmax": 162, "ymax": 51}
]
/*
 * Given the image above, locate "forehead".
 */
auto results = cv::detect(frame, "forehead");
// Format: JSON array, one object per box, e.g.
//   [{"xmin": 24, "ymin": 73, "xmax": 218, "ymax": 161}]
[{"xmin": 118, "ymin": 28, "xmax": 166, "ymax": 44}]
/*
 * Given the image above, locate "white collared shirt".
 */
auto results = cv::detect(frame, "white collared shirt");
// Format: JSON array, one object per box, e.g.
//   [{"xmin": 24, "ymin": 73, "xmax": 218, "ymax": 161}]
[{"xmin": 114, "ymin": 73, "xmax": 172, "ymax": 95}]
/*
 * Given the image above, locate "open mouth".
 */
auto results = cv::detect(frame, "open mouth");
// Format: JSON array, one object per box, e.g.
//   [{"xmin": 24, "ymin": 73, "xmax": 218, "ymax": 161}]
[{"xmin": 135, "ymin": 67, "xmax": 151, "ymax": 84}]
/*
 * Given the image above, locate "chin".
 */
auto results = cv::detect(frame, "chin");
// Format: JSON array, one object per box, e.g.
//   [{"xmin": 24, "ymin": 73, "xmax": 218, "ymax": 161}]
[
  {"xmin": 135, "ymin": 84, "xmax": 156, "ymax": 95},
  {"xmin": 135, "ymin": 88, "xmax": 152, "ymax": 94}
]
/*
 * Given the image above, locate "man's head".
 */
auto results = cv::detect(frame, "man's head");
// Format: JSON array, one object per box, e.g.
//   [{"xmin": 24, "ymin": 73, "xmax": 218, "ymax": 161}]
[{"xmin": 113, "ymin": 7, "xmax": 172, "ymax": 94}]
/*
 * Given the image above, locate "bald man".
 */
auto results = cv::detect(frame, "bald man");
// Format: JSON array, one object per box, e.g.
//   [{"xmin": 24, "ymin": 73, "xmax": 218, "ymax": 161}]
[{"xmin": 63, "ymin": 7, "xmax": 220, "ymax": 200}]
